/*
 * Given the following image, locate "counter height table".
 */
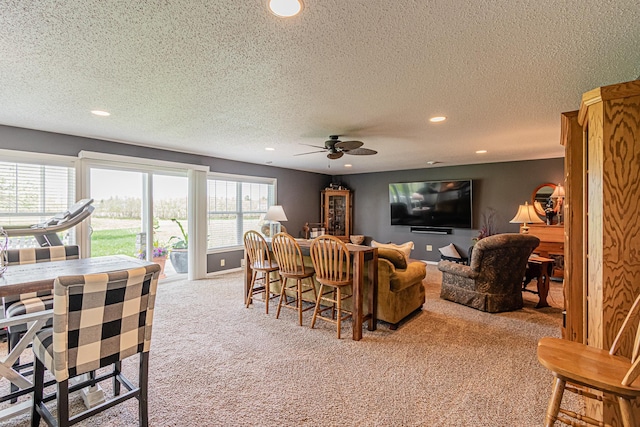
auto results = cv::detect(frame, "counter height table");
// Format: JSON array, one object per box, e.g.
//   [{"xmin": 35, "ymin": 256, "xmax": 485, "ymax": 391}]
[
  {"xmin": 0, "ymin": 255, "xmax": 153, "ymax": 421},
  {"xmin": 244, "ymin": 239, "xmax": 378, "ymax": 341}
]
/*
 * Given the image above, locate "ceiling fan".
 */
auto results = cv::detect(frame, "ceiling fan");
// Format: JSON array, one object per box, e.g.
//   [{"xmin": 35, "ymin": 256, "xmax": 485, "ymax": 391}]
[{"xmin": 295, "ymin": 135, "xmax": 378, "ymax": 160}]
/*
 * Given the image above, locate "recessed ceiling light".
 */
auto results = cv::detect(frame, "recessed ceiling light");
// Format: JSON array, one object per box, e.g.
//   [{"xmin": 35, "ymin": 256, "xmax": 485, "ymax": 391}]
[
  {"xmin": 265, "ymin": 147, "xmax": 275, "ymax": 151},
  {"xmin": 476, "ymin": 150, "xmax": 488, "ymax": 154},
  {"xmin": 91, "ymin": 110, "xmax": 110, "ymax": 117},
  {"xmin": 429, "ymin": 116, "xmax": 446, "ymax": 123},
  {"xmin": 268, "ymin": 0, "xmax": 303, "ymax": 17},
  {"xmin": 344, "ymin": 164, "xmax": 352, "ymax": 168}
]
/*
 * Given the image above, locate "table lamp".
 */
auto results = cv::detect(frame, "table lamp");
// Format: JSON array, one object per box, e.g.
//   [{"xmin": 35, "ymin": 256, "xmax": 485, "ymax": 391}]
[
  {"xmin": 510, "ymin": 202, "xmax": 544, "ymax": 233},
  {"xmin": 550, "ymin": 184, "xmax": 565, "ymax": 224},
  {"xmin": 264, "ymin": 205, "xmax": 288, "ymax": 237}
]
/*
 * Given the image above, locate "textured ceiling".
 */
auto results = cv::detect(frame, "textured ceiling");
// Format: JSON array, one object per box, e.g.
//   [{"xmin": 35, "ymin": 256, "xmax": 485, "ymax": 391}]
[{"xmin": 1, "ymin": 1, "xmax": 639, "ymax": 175}]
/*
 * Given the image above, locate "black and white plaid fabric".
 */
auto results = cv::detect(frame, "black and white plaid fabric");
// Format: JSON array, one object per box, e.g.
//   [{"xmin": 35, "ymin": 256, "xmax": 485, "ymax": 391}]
[
  {"xmin": 3, "ymin": 246, "xmax": 80, "ymax": 335},
  {"xmin": 32, "ymin": 264, "xmax": 160, "ymax": 382}
]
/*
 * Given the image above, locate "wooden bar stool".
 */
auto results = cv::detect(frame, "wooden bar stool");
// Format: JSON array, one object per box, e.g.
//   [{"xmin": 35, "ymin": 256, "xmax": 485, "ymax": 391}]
[
  {"xmin": 537, "ymin": 292, "xmax": 640, "ymax": 427},
  {"xmin": 309, "ymin": 235, "xmax": 352, "ymax": 339},
  {"xmin": 271, "ymin": 232, "xmax": 317, "ymax": 326},
  {"xmin": 243, "ymin": 230, "xmax": 280, "ymax": 314}
]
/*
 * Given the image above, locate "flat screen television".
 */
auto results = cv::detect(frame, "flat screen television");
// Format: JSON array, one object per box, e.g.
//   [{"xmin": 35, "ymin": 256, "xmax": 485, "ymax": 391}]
[{"xmin": 389, "ymin": 180, "xmax": 472, "ymax": 228}]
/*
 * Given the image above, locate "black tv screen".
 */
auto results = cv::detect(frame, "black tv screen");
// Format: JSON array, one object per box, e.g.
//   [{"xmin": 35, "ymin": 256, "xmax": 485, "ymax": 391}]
[{"xmin": 389, "ymin": 180, "xmax": 473, "ymax": 228}]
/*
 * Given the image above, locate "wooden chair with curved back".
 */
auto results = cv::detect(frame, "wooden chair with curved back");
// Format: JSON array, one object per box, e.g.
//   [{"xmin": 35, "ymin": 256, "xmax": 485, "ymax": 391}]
[
  {"xmin": 243, "ymin": 230, "xmax": 280, "ymax": 314},
  {"xmin": 309, "ymin": 235, "xmax": 353, "ymax": 339},
  {"xmin": 271, "ymin": 232, "xmax": 317, "ymax": 326},
  {"xmin": 537, "ymin": 292, "xmax": 640, "ymax": 427}
]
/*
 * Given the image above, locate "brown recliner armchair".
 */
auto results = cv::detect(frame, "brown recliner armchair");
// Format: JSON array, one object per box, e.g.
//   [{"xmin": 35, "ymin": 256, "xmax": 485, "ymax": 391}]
[
  {"xmin": 437, "ymin": 233, "xmax": 540, "ymax": 312},
  {"xmin": 376, "ymin": 247, "xmax": 426, "ymax": 329}
]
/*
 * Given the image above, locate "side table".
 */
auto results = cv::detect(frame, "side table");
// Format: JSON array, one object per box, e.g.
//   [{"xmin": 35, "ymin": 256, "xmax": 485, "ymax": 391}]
[{"xmin": 523, "ymin": 255, "xmax": 554, "ymax": 308}]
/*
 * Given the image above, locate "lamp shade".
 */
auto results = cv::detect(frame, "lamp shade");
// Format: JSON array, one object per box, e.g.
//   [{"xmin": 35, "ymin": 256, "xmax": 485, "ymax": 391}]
[
  {"xmin": 510, "ymin": 202, "xmax": 544, "ymax": 225},
  {"xmin": 264, "ymin": 205, "xmax": 288, "ymax": 222},
  {"xmin": 550, "ymin": 184, "xmax": 565, "ymax": 199}
]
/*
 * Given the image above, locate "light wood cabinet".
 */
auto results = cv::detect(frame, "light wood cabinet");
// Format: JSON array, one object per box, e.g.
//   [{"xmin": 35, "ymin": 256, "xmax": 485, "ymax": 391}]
[
  {"xmin": 321, "ymin": 189, "xmax": 352, "ymax": 242},
  {"xmin": 563, "ymin": 79, "xmax": 640, "ymax": 425},
  {"xmin": 521, "ymin": 224, "xmax": 564, "ymax": 278},
  {"xmin": 560, "ymin": 110, "xmax": 584, "ymax": 345}
]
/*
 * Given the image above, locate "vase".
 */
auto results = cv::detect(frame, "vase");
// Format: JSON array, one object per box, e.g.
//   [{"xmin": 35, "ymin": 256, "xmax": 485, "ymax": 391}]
[
  {"xmin": 169, "ymin": 250, "xmax": 188, "ymax": 274},
  {"xmin": 152, "ymin": 256, "xmax": 167, "ymax": 279}
]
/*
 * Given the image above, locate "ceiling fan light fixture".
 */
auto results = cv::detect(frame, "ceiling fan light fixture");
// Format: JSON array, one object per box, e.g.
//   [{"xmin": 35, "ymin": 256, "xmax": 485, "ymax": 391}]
[
  {"xmin": 268, "ymin": 0, "xmax": 303, "ymax": 17},
  {"xmin": 297, "ymin": 135, "xmax": 377, "ymax": 160}
]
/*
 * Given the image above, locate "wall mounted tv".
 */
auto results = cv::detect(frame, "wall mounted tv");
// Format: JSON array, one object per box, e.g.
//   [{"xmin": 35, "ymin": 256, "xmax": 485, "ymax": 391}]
[{"xmin": 389, "ymin": 180, "xmax": 473, "ymax": 229}]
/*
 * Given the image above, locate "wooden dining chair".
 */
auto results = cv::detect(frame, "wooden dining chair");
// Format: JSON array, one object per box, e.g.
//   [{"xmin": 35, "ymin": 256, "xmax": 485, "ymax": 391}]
[
  {"xmin": 243, "ymin": 230, "xmax": 280, "ymax": 314},
  {"xmin": 309, "ymin": 235, "xmax": 353, "ymax": 339},
  {"xmin": 31, "ymin": 263, "xmax": 161, "ymax": 427},
  {"xmin": 537, "ymin": 292, "xmax": 640, "ymax": 427},
  {"xmin": 271, "ymin": 232, "xmax": 317, "ymax": 326}
]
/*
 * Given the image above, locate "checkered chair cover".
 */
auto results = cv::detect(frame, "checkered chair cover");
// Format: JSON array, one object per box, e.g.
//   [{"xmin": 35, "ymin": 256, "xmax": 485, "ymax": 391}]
[
  {"xmin": 32, "ymin": 264, "xmax": 160, "ymax": 382},
  {"xmin": 3, "ymin": 246, "xmax": 80, "ymax": 335}
]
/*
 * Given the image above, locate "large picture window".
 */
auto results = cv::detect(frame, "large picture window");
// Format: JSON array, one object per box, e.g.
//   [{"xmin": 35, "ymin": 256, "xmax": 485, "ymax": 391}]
[
  {"xmin": 207, "ymin": 176, "xmax": 275, "ymax": 249},
  {"xmin": 0, "ymin": 158, "xmax": 76, "ymax": 247}
]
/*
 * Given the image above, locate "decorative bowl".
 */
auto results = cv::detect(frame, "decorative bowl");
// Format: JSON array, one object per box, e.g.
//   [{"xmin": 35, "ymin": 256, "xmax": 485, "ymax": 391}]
[{"xmin": 350, "ymin": 235, "xmax": 365, "ymax": 245}]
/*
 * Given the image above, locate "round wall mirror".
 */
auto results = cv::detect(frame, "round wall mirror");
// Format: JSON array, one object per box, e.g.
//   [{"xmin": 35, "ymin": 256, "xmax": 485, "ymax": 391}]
[{"xmin": 531, "ymin": 183, "xmax": 556, "ymax": 216}]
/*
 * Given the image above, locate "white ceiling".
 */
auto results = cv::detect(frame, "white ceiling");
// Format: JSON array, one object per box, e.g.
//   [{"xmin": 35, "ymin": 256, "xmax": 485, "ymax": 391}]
[{"xmin": 1, "ymin": 1, "xmax": 639, "ymax": 175}]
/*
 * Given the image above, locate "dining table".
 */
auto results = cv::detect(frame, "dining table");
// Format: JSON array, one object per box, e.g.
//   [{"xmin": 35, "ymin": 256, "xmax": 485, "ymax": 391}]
[
  {"xmin": 244, "ymin": 238, "xmax": 378, "ymax": 341},
  {"xmin": 0, "ymin": 254, "xmax": 153, "ymax": 421}
]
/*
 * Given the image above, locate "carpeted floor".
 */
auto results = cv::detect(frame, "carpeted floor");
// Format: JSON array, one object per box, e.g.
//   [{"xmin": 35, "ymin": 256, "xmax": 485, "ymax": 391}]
[{"xmin": 1, "ymin": 265, "xmax": 578, "ymax": 426}]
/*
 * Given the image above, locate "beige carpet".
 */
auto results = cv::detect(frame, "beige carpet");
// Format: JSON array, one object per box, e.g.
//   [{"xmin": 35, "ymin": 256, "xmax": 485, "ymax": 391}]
[{"xmin": 1, "ymin": 265, "xmax": 578, "ymax": 426}]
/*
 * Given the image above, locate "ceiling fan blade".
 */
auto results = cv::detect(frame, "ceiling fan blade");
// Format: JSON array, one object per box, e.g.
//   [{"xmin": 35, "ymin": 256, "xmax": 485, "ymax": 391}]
[
  {"xmin": 294, "ymin": 150, "xmax": 326, "ymax": 156},
  {"xmin": 345, "ymin": 147, "xmax": 377, "ymax": 155},
  {"xmin": 299, "ymin": 143, "xmax": 327, "ymax": 149},
  {"xmin": 327, "ymin": 152, "xmax": 344, "ymax": 160},
  {"xmin": 335, "ymin": 140, "xmax": 363, "ymax": 151}
]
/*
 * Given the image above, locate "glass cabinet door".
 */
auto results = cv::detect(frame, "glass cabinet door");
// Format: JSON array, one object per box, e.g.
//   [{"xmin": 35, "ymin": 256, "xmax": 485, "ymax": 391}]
[
  {"xmin": 328, "ymin": 194, "xmax": 346, "ymax": 235},
  {"xmin": 322, "ymin": 190, "xmax": 351, "ymax": 241}
]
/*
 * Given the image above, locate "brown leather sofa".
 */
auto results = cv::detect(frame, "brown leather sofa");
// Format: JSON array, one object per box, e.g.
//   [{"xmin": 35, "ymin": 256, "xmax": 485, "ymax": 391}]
[{"xmin": 437, "ymin": 233, "xmax": 539, "ymax": 312}]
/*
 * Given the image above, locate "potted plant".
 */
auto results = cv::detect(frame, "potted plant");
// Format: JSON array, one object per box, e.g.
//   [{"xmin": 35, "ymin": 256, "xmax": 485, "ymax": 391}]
[
  {"xmin": 168, "ymin": 218, "xmax": 188, "ymax": 274},
  {"xmin": 138, "ymin": 242, "xmax": 169, "ymax": 279}
]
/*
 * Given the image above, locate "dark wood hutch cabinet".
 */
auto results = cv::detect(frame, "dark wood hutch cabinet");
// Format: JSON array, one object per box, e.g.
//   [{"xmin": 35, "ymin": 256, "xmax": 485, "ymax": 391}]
[{"xmin": 321, "ymin": 189, "xmax": 352, "ymax": 242}]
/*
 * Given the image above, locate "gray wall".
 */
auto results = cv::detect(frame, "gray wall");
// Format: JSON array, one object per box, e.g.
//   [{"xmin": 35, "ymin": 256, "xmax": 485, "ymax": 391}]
[
  {"xmin": 0, "ymin": 125, "xmax": 331, "ymax": 273},
  {"xmin": 0, "ymin": 125, "xmax": 564, "ymax": 266},
  {"xmin": 339, "ymin": 158, "xmax": 564, "ymax": 262}
]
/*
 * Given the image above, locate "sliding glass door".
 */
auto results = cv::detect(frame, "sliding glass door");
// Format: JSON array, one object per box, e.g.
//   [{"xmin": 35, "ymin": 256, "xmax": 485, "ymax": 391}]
[
  {"xmin": 88, "ymin": 167, "xmax": 188, "ymax": 278},
  {"xmin": 153, "ymin": 174, "xmax": 188, "ymax": 275},
  {"xmin": 89, "ymin": 168, "xmax": 147, "ymax": 260}
]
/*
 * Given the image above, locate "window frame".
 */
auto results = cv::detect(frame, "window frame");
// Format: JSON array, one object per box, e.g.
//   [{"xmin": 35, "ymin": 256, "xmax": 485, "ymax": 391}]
[
  {"xmin": 0, "ymin": 149, "xmax": 78, "ymax": 246},
  {"xmin": 207, "ymin": 172, "xmax": 277, "ymax": 251}
]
